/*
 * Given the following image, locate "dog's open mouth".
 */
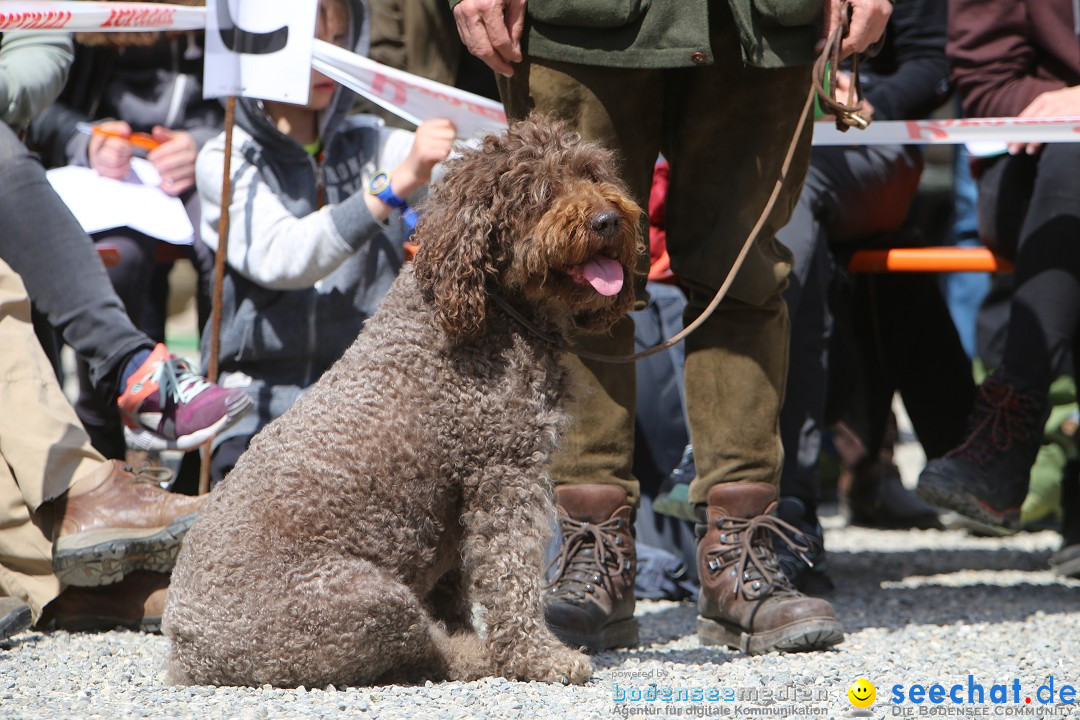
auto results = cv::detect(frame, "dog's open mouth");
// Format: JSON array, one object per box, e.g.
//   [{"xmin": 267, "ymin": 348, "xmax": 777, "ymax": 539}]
[{"xmin": 566, "ymin": 255, "xmax": 624, "ymax": 296}]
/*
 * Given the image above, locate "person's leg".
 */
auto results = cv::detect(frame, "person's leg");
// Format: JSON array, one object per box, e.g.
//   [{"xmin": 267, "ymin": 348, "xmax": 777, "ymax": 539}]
[
  {"xmin": 498, "ymin": 59, "xmax": 661, "ymax": 652},
  {"xmin": 0, "ymin": 258, "xmax": 207, "ymax": 598},
  {"xmin": 0, "ymin": 122, "xmax": 151, "ymax": 403},
  {"xmin": 499, "ymin": 59, "xmax": 659, "ymax": 506},
  {"xmin": 1001, "ymin": 144, "xmax": 1080, "ymax": 395},
  {"xmin": 919, "ymin": 144, "xmax": 1080, "ymax": 530},
  {"xmin": 662, "ymin": 3, "xmax": 840, "ymax": 654},
  {"xmin": 74, "ymin": 229, "xmax": 160, "ymax": 458}
]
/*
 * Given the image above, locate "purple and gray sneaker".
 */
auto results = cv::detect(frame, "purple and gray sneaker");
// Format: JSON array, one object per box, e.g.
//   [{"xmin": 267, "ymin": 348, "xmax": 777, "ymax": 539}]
[{"xmin": 117, "ymin": 343, "xmax": 252, "ymax": 452}]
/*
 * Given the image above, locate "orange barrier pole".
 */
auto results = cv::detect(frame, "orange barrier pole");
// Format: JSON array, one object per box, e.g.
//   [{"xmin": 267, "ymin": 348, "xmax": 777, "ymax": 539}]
[{"xmin": 847, "ymin": 247, "xmax": 1014, "ymax": 273}]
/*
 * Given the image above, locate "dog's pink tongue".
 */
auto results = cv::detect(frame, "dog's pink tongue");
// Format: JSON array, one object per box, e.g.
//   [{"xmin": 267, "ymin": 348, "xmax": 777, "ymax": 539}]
[{"xmin": 577, "ymin": 256, "xmax": 624, "ymax": 296}]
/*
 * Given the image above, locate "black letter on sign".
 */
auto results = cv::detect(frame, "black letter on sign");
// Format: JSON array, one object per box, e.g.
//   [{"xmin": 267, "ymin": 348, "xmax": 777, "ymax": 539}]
[{"xmin": 217, "ymin": 1, "xmax": 288, "ymax": 54}]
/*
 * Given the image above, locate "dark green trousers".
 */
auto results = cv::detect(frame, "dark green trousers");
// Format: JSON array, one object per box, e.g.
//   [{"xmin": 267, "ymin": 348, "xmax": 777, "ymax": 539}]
[{"xmin": 499, "ymin": 4, "xmax": 813, "ymax": 505}]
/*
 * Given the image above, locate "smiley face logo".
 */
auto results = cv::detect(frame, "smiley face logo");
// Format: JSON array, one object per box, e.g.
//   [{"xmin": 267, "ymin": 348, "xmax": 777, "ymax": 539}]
[
  {"xmin": 846, "ymin": 677, "xmax": 872, "ymax": 708},
  {"xmin": 847, "ymin": 678, "xmax": 876, "ymax": 708}
]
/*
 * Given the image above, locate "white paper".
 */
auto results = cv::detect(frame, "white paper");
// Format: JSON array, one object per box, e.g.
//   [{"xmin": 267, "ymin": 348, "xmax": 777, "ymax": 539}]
[
  {"xmin": 46, "ymin": 158, "xmax": 194, "ymax": 245},
  {"xmin": 203, "ymin": 0, "xmax": 317, "ymax": 104}
]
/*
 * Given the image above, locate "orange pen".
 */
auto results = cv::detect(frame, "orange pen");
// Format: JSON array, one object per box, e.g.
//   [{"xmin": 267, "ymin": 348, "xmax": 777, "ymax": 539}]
[{"xmin": 76, "ymin": 122, "xmax": 162, "ymax": 151}]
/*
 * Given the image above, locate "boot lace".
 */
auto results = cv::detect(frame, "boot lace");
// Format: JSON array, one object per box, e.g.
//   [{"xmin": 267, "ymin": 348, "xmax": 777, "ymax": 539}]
[
  {"xmin": 546, "ymin": 514, "xmax": 632, "ymax": 603},
  {"xmin": 124, "ymin": 463, "xmax": 175, "ymax": 490},
  {"xmin": 703, "ymin": 504, "xmax": 811, "ymax": 602},
  {"xmin": 949, "ymin": 375, "xmax": 1042, "ymax": 466}
]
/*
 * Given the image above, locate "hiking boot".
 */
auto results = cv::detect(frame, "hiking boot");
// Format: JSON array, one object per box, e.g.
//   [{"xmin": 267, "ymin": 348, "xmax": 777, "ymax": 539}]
[
  {"xmin": 848, "ymin": 459, "xmax": 943, "ymax": 530},
  {"xmin": 696, "ymin": 482, "xmax": 843, "ymax": 655},
  {"xmin": 544, "ymin": 485, "xmax": 639, "ymax": 652},
  {"xmin": 51, "ymin": 460, "xmax": 207, "ymax": 587},
  {"xmin": 118, "ymin": 343, "xmax": 253, "ymax": 452},
  {"xmin": 774, "ymin": 497, "xmax": 834, "ymax": 595},
  {"xmin": 0, "ymin": 597, "xmax": 32, "ymax": 642},
  {"xmin": 1050, "ymin": 460, "xmax": 1080, "ymax": 579},
  {"xmin": 917, "ymin": 373, "xmax": 1048, "ymax": 531},
  {"xmin": 38, "ymin": 571, "xmax": 169, "ymax": 633}
]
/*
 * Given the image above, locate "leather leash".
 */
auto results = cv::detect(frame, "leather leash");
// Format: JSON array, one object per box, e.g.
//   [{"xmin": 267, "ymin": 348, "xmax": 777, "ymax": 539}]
[{"xmin": 497, "ymin": 1, "xmax": 867, "ymax": 364}]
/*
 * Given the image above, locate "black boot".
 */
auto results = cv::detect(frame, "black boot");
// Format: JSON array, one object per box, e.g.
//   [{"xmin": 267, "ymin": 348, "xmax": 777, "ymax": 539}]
[
  {"xmin": 917, "ymin": 373, "xmax": 1048, "ymax": 531},
  {"xmin": 848, "ymin": 459, "xmax": 943, "ymax": 530},
  {"xmin": 774, "ymin": 497, "xmax": 834, "ymax": 595},
  {"xmin": 1050, "ymin": 460, "xmax": 1080, "ymax": 578}
]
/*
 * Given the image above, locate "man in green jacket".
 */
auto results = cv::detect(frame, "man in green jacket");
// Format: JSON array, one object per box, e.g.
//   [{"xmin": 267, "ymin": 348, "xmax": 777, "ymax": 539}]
[{"xmin": 451, "ymin": 0, "xmax": 890, "ymax": 655}]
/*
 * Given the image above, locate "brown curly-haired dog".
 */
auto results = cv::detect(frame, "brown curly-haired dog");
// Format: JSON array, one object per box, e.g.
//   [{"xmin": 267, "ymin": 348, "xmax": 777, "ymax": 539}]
[{"xmin": 161, "ymin": 115, "xmax": 642, "ymax": 688}]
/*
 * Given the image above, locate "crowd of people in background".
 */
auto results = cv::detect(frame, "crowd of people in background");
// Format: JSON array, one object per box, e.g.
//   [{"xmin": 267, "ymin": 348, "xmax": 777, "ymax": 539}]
[{"xmin": 0, "ymin": 0, "xmax": 1077, "ymax": 668}]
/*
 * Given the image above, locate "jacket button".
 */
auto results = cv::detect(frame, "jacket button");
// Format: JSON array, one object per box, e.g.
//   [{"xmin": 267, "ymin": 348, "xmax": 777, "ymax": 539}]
[{"xmin": 690, "ymin": 51, "xmax": 707, "ymax": 65}]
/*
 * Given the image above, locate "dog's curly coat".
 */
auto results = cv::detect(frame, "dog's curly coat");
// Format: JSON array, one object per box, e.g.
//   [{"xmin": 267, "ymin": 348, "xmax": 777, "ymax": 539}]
[{"xmin": 162, "ymin": 116, "xmax": 642, "ymax": 687}]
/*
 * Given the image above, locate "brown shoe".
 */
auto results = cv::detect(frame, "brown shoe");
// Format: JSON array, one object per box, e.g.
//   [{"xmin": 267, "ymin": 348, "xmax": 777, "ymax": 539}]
[
  {"xmin": 38, "ymin": 571, "xmax": 169, "ymax": 633},
  {"xmin": 696, "ymin": 482, "xmax": 843, "ymax": 655},
  {"xmin": 544, "ymin": 485, "xmax": 639, "ymax": 652},
  {"xmin": 0, "ymin": 597, "xmax": 32, "ymax": 642},
  {"xmin": 51, "ymin": 460, "xmax": 207, "ymax": 587}
]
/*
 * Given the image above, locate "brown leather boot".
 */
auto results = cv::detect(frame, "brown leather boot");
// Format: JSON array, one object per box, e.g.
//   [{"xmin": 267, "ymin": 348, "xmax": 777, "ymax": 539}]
[
  {"xmin": 38, "ymin": 571, "xmax": 169, "ymax": 633},
  {"xmin": 50, "ymin": 460, "xmax": 207, "ymax": 587},
  {"xmin": 697, "ymin": 482, "xmax": 843, "ymax": 654},
  {"xmin": 544, "ymin": 485, "xmax": 639, "ymax": 652}
]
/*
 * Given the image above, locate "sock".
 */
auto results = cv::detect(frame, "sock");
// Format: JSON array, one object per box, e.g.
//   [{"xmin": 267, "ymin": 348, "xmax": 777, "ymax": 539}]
[{"xmin": 119, "ymin": 348, "xmax": 153, "ymax": 394}]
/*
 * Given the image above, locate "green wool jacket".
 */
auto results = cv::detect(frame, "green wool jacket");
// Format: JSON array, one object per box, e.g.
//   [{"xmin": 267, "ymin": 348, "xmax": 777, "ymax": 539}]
[{"xmin": 447, "ymin": 0, "xmax": 823, "ymax": 69}]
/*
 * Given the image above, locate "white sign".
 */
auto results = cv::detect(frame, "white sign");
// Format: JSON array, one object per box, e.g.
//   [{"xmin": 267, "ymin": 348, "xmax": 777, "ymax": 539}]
[
  {"xmin": 203, "ymin": 0, "xmax": 318, "ymax": 104},
  {"xmin": 312, "ymin": 40, "xmax": 507, "ymax": 139}
]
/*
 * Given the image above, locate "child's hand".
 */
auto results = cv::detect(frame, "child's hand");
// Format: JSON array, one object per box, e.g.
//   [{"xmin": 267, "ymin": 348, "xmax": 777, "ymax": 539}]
[
  {"xmin": 89, "ymin": 119, "xmax": 134, "ymax": 180},
  {"xmin": 390, "ymin": 119, "xmax": 457, "ymax": 198},
  {"xmin": 147, "ymin": 126, "xmax": 198, "ymax": 196}
]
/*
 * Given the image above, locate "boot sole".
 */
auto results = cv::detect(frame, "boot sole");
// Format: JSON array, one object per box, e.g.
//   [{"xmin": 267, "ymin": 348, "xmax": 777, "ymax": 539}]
[
  {"xmin": 1050, "ymin": 554, "xmax": 1080, "ymax": 579},
  {"xmin": 916, "ymin": 474, "xmax": 1020, "ymax": 532},
  {"xmin": 43, "ymin": 614, "xmax": 161, "ymax": 634},
  {"xmin": 697, "ymin": 616, "xmax": 843, "ymax": 655},
  {"xmin": 0, "ymin": 604, "xmax": 32, "ymax": 642},
  {"xmin": 551, "ymin": 617, "xmax": 640, "ymax": 654},
  {"xmin": 53, "ymin": 513, "xmax": 198, "ymax": 587}
]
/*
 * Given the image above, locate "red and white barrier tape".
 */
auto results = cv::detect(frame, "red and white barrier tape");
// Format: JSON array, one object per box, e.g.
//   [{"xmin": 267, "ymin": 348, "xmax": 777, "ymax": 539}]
[
  {"xmin": 0, "ymin": 2, "xmax": 206, "ymax": 32},
  {"xmin": 812, "ymin": 116, "xmax": 1080, "ymax": 147}
]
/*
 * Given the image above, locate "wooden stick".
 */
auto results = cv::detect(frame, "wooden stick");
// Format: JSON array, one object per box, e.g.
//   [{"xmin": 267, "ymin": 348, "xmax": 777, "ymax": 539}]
[{"xmin": 199, "ymin": 95, "xmax": 237, "ymax": 496}]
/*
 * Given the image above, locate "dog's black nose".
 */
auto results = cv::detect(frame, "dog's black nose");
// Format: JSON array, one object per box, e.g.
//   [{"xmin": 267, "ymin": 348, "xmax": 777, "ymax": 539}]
[{"xmin": 591, "ymin": 210, "xmax": 621, "ymax": 238}]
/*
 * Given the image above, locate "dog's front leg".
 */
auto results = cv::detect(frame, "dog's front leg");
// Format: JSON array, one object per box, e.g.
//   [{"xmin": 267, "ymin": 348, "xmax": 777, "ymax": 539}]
[{"xmin": 461, "ymin": 469, "xmax": 592, "ymax": 684}]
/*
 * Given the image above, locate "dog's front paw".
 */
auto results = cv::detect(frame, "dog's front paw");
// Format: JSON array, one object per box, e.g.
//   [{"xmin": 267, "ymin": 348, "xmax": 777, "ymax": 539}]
[{"xmin": 507, "ymin": 646, "xmax": 592, "ymax": 685}]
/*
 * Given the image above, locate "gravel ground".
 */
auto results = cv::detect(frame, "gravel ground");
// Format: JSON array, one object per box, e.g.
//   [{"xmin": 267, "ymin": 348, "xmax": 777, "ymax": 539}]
[{"xmin": 2, "ymin": 521, "xmax": 1078, "ymax": 720}]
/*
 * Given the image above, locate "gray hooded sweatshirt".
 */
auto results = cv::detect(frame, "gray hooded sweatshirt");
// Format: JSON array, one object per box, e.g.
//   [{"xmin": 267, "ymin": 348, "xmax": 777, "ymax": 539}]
[{"xmin": 196, "ymin": 0, "xmax": 415, "ymax": 441}]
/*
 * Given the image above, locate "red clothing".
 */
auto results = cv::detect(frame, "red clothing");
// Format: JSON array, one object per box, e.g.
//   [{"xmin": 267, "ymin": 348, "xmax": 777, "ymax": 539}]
[
  {"xmin": 948, "ymin": 0, "xmax": 1080, "ymax": 118},
  {"xmin": 648, "ymin": 160, "xmax": 674, "ymax": 283}
]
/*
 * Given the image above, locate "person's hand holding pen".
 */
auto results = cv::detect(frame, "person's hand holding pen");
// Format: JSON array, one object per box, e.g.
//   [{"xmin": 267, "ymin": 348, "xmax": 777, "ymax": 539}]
[
  {"xmin": 88, "ymin": 119, "xmax": 135, "ymax": 182},
  {"xmin": 86, "ymin": 121, "xmax": 197, "ymax": 196}
]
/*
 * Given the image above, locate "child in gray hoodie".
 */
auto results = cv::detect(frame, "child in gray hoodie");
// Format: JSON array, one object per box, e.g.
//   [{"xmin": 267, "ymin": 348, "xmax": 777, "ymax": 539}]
[{"xmin": 197, "ymin": 0, "xmax": 455, "ymax": 484}]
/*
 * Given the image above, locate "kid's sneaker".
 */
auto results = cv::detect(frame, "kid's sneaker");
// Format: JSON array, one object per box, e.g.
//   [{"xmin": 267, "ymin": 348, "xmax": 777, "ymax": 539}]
[{"xmin": 117, "ymin": 344, "xmax": 252, "ymax": 452}]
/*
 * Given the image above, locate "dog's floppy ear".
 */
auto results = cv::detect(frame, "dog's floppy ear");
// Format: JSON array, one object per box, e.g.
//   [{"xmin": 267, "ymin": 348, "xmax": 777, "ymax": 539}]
[{"xmin": 411, "ymin": 175, "xmax": 498, "ymax": 342}]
